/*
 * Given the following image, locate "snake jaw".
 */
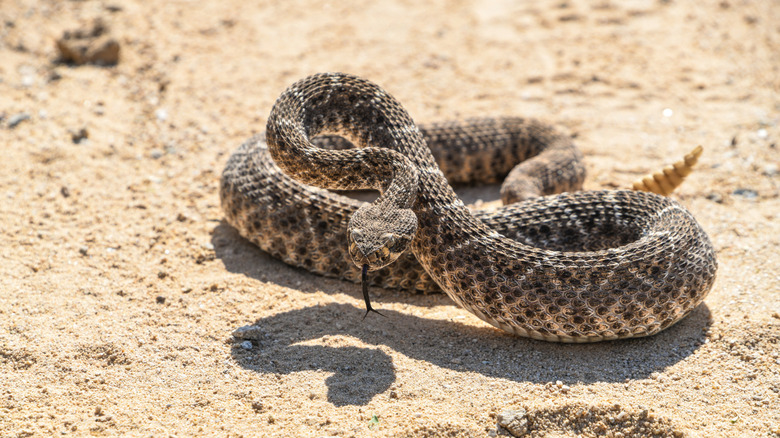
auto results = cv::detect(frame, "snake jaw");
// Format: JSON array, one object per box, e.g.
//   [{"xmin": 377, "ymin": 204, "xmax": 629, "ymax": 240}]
[
  {"xmin": 347, "ymin": 203, "xmax": 416, "ymax": 271},
  {"xmin": 348, "ymin": 230, "xmax": 408, "ymax": 271}
]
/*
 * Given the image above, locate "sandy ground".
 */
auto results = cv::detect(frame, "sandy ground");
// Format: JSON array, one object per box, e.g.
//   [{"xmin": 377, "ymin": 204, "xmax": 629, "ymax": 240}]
[{"xmin": 1, "ymin": 0, "xmax": 779, "ymax": 437}]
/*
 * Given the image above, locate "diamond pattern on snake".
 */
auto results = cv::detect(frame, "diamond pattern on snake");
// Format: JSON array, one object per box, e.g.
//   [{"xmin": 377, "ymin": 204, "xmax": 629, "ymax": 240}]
[{"xmin": 220, "ymin": 72, "xmax": 717, "ymax": 342}]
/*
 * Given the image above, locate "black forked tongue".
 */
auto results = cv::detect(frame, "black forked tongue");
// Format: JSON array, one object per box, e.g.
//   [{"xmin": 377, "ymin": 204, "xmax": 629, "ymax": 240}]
[{"xmin": 361, "ymin": 264, "xmax": 385, "ymax": 319}]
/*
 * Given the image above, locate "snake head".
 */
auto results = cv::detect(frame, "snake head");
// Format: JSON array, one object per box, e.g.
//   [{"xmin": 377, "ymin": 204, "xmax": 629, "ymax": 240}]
[{"xmin": 348, "ymin": 204, "xmax": 417, "ymax": 271}]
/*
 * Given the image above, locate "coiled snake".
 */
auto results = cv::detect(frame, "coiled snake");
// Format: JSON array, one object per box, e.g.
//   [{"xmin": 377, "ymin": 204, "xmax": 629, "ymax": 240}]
[{"xmin": 220, "ymin": 73, "xmax": 717, "ymax": 342}]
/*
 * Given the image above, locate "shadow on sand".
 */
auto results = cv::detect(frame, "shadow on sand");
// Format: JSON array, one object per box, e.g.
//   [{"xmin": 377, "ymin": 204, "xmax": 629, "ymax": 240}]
[{"xmin": 215, "ymin": 223, "xmax": 712, "ymax": 406}]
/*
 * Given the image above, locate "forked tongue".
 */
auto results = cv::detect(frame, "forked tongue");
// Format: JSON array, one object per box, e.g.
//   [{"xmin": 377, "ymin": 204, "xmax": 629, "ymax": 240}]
[{"xmin": 361, "ymin": 264, "xmax": 385, "ymax": 319}]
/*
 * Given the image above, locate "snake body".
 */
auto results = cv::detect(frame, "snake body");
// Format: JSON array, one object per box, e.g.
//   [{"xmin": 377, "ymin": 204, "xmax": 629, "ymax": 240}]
[{"xmin": 221, "ymin": 73, "xmax": 717, "ymax": 342}]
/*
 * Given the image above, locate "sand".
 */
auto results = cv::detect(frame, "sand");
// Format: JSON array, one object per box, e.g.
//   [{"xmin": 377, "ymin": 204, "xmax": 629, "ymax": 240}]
[{"xmin": 1, "ymin": 0, "xmax": 778, "ymax": 437}]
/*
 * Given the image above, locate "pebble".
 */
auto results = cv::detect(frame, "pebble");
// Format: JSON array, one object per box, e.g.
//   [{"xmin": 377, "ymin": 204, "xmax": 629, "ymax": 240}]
[
  {"xmin": 240, "ymin": 340, "xmax": 253, "ymax": 350},
  {"xmin": 732, "ymin": 188, "xmax": 758, "ymax": 200},
  {"xmin": 155, "ymin": 108, "xmax": 168, "ymax": 121},
  {"xmin": 56, "ymin": 19, "xmax": 120, "ymax": 65},
  {"xmin": 155, "ymin": 296, "xmax": 166, "ymax": 304},
  {"xmin": 763, "ymin": 164, "xmax": 778, "ymax": 177},
  {"xmin": 78, "ymin": 246, "xmax": 89, "ymax": 256},
  {"xmin": 706, "ymin": 192, "xmax": 724, "ymax": 203},
  {"xmin": 232, "ymin": 325, "xmax": 265, "ymax": 340},
  {"xmin": 497, "ymin": 409, "xmax": 528, "ymax": 437},
  {"xmin": 70, "ymin": 127, "xmax": 89, "ymax": 144},
  {"xmin": 7, "ymin": 112, "xmax": 30, "ymax": 129},
  {"xmin": 756, "ymin": 128, "xmax": 768, "ymax": 139},
  {"xmin": 662, "ymin": 108, "xmax": 673, "ymax": 117},
  {"xmin": 150, "ymin": 149, "xmax": 164, "ymax": 159}
]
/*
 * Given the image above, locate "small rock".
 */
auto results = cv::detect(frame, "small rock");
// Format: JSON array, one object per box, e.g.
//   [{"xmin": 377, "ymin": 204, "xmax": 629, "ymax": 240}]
[
  {"xmin": 155, "ymin": 296, "xmax": 166, "ymax": 304},
  {"xmin": 497, "ymin": 409, "xmax": 528, "ymax": 437},
  {"xmin": 70, "ymin": 127, "xmax": 89, "ymax": 144},
  {"xmin": 251, "ymin": 400, "xmax": 263, "ymax": 412},
  {"xmin": 155, "ymin": 108, "xmax": 168, "ymax": 122},
  {"xmin": 240, "ymin": 340, "xmax": 253, "ymax": 350},
  {"xmin": 7, "ymin": 112, "xmax": 30, "ymax": 129},
  {"xmin": 60, "ymin": 186, "xmax": 71, "ymax": 198},
  {"xmin": 732, "ymin": 188, "xmax": 758, "ymax": 200},
  {"xmin": 763, "ymin": 164, "xmax": 778, "ymax": 177},
  {"xmin": 56, "ymin": 18, "xmax": 120, "ymax": 66},
  {"xmin": 757, "ymin": 128, "xmax": 768, "ymax": 139},
  {"xmin": 232, "ymin": 325, "xmax": 265, "ymax": 340},
  {"xmin": 78, "ymin": 246, "xmax": 89, "ymax": 256},
  {"xmin": 149, "ymin": 149, "xmax": 163, "ymax": 159},
  {"xmin": 706, "ymin": 192, "xmax": 723, "ymax": 203}
]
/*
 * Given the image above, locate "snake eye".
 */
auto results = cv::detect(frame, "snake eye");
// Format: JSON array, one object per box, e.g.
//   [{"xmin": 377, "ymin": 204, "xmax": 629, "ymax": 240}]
[
  {"xmin": 350, "ymin": 229, "xmax": 364, "ymax": 241},
  {"xmin": 381, "ymin": 233, "xmax": 397, "ymax": 247}
]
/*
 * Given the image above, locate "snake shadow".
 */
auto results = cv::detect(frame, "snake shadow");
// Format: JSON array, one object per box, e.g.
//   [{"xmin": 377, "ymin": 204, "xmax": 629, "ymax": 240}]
[
  {"xmin": 214, "ymin": 218, "xmax": 713, "ymax": 406},
  {"xmin": 229, "ymin": 301, "xmax": 712, "ymax": 406}
]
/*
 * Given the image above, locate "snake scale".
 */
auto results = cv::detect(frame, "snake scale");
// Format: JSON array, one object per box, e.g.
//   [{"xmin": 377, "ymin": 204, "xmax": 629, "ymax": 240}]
[{"xmin": 220, "ymin": 73, "xmax": 717, "ymax": 342}]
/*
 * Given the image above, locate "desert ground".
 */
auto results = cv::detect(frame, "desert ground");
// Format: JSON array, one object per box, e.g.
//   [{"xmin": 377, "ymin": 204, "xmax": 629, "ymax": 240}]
[{"xmin": 1, "ymin": 0, "xmax": 778, "ymax": 437}]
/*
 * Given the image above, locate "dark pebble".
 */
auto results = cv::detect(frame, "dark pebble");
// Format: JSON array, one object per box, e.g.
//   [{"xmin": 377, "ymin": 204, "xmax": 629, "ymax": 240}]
[
  {"xmin": 706, "ymin": 192, "xmax": 723, "ymax": 203},
  {"xmin": 732, "ymin": 188, "xmax": 758, "ymax": 199},
  {"xmin": 7, "ymin": 113, "xmax": 30, "ymax": 129},
  {"xmin": 70, "ymin": 127, "xmax": 89, "ymax": 144}
]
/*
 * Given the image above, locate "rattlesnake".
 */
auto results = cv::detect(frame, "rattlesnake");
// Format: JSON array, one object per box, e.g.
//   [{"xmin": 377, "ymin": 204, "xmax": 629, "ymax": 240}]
[{"xmin": 221, "ymin": 73, "xmax": 717, "ymax": 342}]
